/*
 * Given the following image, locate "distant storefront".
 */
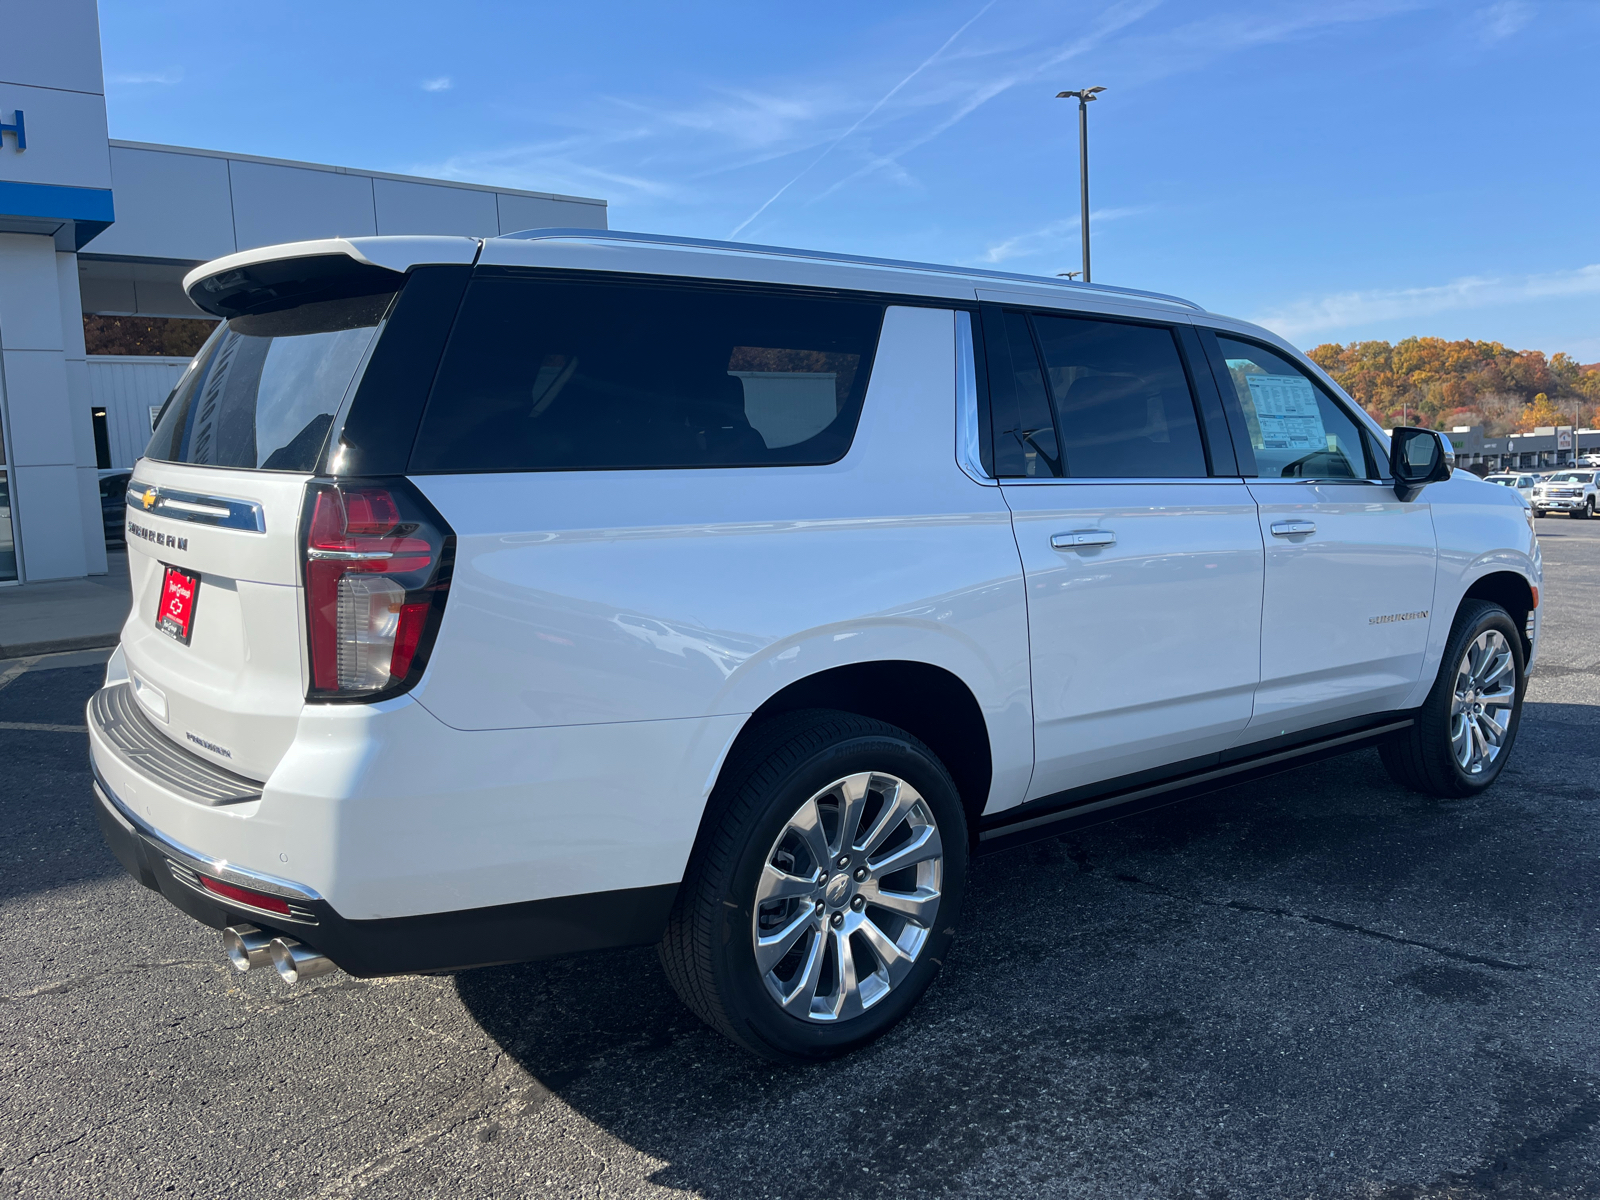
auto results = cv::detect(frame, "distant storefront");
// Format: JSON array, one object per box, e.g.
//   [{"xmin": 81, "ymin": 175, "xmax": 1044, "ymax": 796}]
[
  {"xmin": 0, "ymin": 1, "xmax": 607, "ymax": 584},
  {"xmin": 1442, "ymin": 425, "xmax": 1600, "ymax": 473}
]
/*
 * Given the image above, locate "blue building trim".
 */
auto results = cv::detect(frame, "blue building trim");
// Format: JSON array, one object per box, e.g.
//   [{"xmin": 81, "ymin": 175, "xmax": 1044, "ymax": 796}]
[
  {"xmin": 0, "ymin": 180, "xmax": 114, "ymax": 248},
  {"xmin": 0, "ymin": 179, "xmax": 114, "ymax": 223}
]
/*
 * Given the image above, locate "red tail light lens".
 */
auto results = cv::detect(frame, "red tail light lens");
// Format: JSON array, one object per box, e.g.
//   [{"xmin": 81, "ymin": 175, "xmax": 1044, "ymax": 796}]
[
  {"xmin": 301, "ymin": 478, "xmax": 453, "ymax": 701},
  {"xmin": 199, "ymin": 875, "xmax": 292, "ymax": 916}
]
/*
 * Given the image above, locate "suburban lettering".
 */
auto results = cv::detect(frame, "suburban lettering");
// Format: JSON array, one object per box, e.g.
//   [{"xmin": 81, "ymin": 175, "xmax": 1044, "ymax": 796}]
[
  {"xmin": 126, "ymin": 520, "xmax": 188, "ymax": 551},
  {"xmin": 184, "ymin": 731, "xmax": 233, "ymax": 759},
  {"xmin": 1369, "ymin": 611, "xmax": 1429, "ymax": 625}
]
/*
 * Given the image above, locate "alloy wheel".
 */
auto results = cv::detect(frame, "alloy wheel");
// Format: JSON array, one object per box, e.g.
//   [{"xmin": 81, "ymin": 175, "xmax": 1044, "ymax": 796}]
[
  {"xmin": 1450, "ymin": 629, "xmax": 1517, "ymax": 774},
  {"xmin": 752, "ymin": 771, "xmax": 943, "ymax": 1022}
]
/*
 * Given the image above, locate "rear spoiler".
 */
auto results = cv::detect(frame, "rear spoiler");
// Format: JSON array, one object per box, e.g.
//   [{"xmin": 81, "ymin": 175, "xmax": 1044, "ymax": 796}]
[{"xmin": 183, "ymin": 236, "xmax": 481, "ymax": 319}]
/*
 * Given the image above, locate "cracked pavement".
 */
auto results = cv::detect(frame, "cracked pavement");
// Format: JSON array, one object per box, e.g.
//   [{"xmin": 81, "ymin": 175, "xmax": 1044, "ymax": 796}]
[{"xmin": 2, "ymin": 518, "xmax": 1598, "ymax": 1198}]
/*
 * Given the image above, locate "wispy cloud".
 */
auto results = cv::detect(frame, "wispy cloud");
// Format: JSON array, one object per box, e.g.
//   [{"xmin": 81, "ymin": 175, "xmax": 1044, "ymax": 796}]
[
  {"xmin": 727, "ymin": 0, "xmax": 998, "ymax": 239},
  {"xmin": 422, "ymin": 76, "xmax": 453, "ymax": 92},
  {"xmin": 109, "ymin": 69, "xmax": 182, "ymax": 86},
  {"xmin": 1479, "ymin": 0, "xmax": 1533, "ymax": 41},
  {"xmin": 417, "ymin": 134, "xmax": 691, "ymax": 203},
  {"xmin": 1252, "ymin": 264, "xmax": 1600, "ymax": 341},
  {"xmin": 976, "ymin": 207, "xmax": 1150, "ymax": 264},
  {"xmin": 808, "ymin": 0, "xmax": 1163, "ymax": 208},
  {"xmin": 412, "ymin": 0, "xmax": 1430, "ymax": 241}
]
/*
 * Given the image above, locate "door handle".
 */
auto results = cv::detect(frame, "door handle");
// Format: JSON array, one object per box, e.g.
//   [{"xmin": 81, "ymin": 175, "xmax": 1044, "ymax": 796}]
[
  {"xmin": 1051, "ymin": 530, "xmax": 1116, "ymax": 549},
  {"xmin": 1270, "ymin": 520, "xmax": 1317, "ymax": 537}
]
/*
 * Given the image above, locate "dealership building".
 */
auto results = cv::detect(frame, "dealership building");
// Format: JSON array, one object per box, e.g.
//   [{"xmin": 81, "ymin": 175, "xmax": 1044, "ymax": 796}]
[{"xmin": 0, "ymin": 1, "xmax": 606, "ymax": 585}]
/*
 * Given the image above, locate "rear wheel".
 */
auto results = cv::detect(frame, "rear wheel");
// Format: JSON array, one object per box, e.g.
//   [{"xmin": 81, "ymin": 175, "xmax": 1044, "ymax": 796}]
[
  {"xmin": 660, "ymin": 710, "xmax": 967, "ymax": 1062},
  {"xmin": 1380, "ymin": 600, "xmax": 1524, "ymax": 798}
]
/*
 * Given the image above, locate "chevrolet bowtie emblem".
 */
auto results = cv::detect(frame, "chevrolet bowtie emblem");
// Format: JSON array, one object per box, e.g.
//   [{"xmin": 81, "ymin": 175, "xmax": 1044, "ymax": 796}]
[{"xmin": 141, "ymin": 489, "xmax": 157, "ymax": 510}]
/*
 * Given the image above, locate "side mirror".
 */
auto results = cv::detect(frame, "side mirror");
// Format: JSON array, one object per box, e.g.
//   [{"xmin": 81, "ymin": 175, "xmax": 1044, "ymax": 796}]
[{"xmin": 1389, "ymin": 427, "xmax": 1455, "ymax": 502}]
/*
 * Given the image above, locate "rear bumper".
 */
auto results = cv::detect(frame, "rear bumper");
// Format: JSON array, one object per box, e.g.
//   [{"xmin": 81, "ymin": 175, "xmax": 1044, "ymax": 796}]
[{"xmin": 92, "ymin": 766, "xmax": 677, "ymax": 975}]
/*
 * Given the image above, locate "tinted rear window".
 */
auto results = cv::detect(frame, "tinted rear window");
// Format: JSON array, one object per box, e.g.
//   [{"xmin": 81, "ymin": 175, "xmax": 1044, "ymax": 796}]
[
  {"xmin": 147, "ymin": 293, "xmax": 393, "ymax": 471},
  {"xmin": 409, "ymin": 277, "xmax": 885, "ymax": 472},
  {"xmin": 1032, "ymin": 314, "xmax": 1207, "ymax": 478}
]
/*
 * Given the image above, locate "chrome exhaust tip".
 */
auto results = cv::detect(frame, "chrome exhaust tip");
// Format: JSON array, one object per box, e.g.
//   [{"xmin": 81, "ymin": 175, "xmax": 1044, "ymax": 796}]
[
  {"xmin": 222, "ymin": 924, "xmax": 274, "ymax": 972},
  {"xmin": 268, "ymin": 937, "xmax": 338, "ymax": 984}
]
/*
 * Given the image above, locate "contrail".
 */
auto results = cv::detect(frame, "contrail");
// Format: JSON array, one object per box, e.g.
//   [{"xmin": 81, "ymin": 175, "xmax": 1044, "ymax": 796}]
[{"xmin": 727, "ymin": 0, "xmax": 996, "ymax": 240}]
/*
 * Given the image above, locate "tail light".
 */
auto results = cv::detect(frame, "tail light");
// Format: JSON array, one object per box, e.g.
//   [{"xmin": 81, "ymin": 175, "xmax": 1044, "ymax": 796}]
[{"xmin": 301, "ymin": 478, "xmax": 453, "ymax": 701}]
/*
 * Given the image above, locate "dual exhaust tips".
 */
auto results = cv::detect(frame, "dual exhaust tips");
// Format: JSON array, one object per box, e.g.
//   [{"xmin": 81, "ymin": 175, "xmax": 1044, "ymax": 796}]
[{"xmin": 223, "ymin": 924, "xmax": 338, "ymax": 984}]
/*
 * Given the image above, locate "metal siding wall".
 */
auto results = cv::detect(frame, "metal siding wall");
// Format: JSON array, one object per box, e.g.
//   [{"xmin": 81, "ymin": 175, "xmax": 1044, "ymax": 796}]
[{"xmin": 86, "ymin": 357, "xmax": 188, "ymax": 468}]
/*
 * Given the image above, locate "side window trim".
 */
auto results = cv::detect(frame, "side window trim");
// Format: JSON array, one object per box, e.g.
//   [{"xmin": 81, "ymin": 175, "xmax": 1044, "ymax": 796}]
[
  {"xmin": 1196, "ymin": 327, "xmax": 1259, "ymax": 477},
  {"xmin": 1173, "ymin": 324, "xmax": 1237, "ymax": 477},
  {"xmin": 955, "ymin": 310, "xmax": 996, "ymax": 484},
  {"xmin": 978, "ymin": 302, "xmax": 1063, "ymax": 478}
]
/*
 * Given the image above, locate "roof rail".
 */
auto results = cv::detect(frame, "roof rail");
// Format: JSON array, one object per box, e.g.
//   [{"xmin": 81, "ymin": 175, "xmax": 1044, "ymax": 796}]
[{"xmin": 497, "ymin": 227, "xmax": 1205, "ymax": 312}]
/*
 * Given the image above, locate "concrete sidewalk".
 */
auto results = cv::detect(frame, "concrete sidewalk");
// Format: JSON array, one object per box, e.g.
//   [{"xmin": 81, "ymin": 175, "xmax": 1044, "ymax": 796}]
[{"xmin": 0, "ymin": 550, "xmax": 130, "ymax": 659}]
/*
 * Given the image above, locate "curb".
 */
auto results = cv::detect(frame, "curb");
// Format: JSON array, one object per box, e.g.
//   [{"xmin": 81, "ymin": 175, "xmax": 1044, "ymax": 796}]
[{"xmin": 0, "ymin": 635, "xmax": 120, "ymax": 661}]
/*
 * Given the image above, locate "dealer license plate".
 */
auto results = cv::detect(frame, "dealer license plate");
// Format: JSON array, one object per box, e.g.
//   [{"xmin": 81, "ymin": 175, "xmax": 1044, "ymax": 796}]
[{"xmin": 156, "ymin": 565, "xmax": 200, "ymax": 645}]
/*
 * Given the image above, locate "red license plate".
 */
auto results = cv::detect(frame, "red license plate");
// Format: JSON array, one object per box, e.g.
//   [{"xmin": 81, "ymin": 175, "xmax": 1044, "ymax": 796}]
[{"xmin": 156, "ymin": 565, "xmax": 200, "ymax": 644}]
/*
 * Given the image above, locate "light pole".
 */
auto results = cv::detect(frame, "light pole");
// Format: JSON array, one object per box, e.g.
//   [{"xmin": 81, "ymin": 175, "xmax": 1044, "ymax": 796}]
[{"xmin": 1056, "ymin": 86, "xmax": 1105, "ymax": 282}]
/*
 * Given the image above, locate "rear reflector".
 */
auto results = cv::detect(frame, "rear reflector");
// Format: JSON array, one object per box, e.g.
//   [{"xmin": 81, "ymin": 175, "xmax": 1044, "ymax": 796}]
[
  {"xmin": 302, "ymin": 479, "xmax": 453, "ymax": 701},
  {"xmin": 199, "ymin": 875, "xmax": 292, "ymax": 916}
]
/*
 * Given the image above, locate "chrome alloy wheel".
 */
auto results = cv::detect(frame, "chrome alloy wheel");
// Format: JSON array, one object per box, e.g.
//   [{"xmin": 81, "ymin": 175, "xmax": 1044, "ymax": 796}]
[
  {"xmin": 1451, "ymin": 629, "xmax": 1518, "ymax": 775},
  {"xmin": 752, "ymin": 772, "xmax": 943, "ymax": 1022}
]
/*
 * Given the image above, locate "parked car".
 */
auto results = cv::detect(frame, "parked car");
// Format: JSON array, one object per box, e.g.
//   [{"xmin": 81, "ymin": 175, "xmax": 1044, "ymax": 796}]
[
  {"xmin": 1530, "ymin": 469, "xmax": 1599, "ymax": 518},
  {"xmin": 97, "ymin": 469, "xmax": 132, "ymax": 545},
  {"xmin": 1484, "ymin": 472, "xmax": 1539, "ymax": 503},
  {"xmin": 88, "ymin": 231, "xmax": 1541, "ymax": 1061}
]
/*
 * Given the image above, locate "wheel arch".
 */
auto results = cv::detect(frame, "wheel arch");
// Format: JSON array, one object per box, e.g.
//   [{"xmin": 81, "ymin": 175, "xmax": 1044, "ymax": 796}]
[
  {"xmin": 1459, "ymin": 570, "xmax": 1536, "ymax": 658},
  {"xmin": 719, "ymin": 660, "xmax": 994, "ymax": 836}
]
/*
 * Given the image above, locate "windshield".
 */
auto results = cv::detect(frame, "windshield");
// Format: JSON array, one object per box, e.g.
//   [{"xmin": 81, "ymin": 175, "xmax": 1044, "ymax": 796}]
[
  {"xmin": 1547, "ymin": 472, "xmax": 1588, "ymax": 483},
  {"xmin": 147, "ymin": 292, "xmax": 394, "ymax": 471}
]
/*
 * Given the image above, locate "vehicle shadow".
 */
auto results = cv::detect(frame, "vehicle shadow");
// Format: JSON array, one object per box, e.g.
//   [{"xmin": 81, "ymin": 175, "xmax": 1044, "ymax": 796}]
[{"xmin": 455, "ymin": 724, "xmax": 1600, "ymax": 1198}]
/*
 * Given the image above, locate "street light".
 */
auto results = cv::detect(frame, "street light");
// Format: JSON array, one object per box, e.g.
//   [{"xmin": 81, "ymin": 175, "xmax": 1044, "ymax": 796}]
[{"xmin": 1056, "ymin": 86, "xmax": 1106, "ymax": 282}]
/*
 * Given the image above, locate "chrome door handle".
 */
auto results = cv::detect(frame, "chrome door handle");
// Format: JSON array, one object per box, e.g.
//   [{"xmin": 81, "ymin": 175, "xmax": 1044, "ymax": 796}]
[
  {"xmin": 1051, "ymin": 530, "xmax": 1116, "ymax": 549},
  {"xmin": 1270, "ymin": 520, "xmax": 1317, "ymax": 537}
]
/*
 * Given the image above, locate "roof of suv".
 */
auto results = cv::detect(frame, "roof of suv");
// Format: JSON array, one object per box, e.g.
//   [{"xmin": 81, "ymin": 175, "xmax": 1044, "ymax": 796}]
[{"xmin": 183, "ymin": 228, "xmax": 1206, "ymax": 320}]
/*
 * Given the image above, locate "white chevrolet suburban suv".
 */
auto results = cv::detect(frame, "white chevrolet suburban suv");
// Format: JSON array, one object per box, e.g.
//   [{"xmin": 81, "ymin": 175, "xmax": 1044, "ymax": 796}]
[{"xmin": 90, "ymin": 230, "xmax": 1541, "ymax": 1061}]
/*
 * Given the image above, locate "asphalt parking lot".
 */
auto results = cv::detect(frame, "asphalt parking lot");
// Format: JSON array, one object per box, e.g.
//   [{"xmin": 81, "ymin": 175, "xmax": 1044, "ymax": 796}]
[{"xmin": 2, "ymin": 517, "xmax": 1598, "ymax": 1199}]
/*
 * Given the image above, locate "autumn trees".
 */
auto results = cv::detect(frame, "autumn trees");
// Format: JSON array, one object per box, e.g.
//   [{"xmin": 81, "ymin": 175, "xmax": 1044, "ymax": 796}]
[{"xmin": 1307, "ymin": 337, "xmax": 1600, "ymax": 434}]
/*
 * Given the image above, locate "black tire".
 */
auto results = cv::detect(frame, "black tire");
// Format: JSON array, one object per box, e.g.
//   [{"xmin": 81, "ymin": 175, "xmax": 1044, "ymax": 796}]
[
  {"xmin": 1575, "ymin": 499, "xmax": 1594, "ymax": 519},
  {"xmin": 1380, "ymin": 600, "xmax": 1525, "ymax": 798},
  {"xmin": 659, "ymin": 709, "xmax": 968, "ymax": 1062},
  {"xmin": 1532, "ymin": 509, "xmax": 1546, "ymax": 519}
]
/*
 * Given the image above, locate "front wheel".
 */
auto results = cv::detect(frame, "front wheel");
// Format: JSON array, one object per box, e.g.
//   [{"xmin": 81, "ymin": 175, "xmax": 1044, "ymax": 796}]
[
  {"xmin": 659, "ymin": 710, "xmax": 967, "ymax": 1062},
  {"xmin": 1380, "ymin": 600, "xmax": 1525, "ymax": 798},
  {"xmin": 1532, "ymin": 509, "xmax": 1546, "ymax": 519},
  {"xmin": 1574, "ymin": 499, "xmax": 1594, "ymax": 519}
]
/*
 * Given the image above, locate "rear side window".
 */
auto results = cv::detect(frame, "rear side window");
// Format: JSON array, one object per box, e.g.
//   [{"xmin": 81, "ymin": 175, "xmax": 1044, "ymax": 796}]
[
  {"xmin": 147, "ymin": 294, "xmax": 393, "ymax": 471},
  {"xmin": 1031, "ymin": 315, "xmax": 1208, "ymax": 478},
  {"xmin": 410, "ymin": 277, "xmax": 885, "ymax": 472}
]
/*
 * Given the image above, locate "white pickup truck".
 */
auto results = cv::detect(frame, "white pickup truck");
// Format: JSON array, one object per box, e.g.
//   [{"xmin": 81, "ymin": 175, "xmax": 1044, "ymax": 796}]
[{"xmin": 1530, "ymin": 469, "xmax": 1599, "ymax": 518}]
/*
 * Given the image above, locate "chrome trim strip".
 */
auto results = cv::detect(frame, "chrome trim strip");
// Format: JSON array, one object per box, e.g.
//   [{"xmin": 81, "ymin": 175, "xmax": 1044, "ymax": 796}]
[
  {"xmin": 954, "ymin": 310, "xmax": 995, "ymax": 487},
  {"xmin": 91, "ymin": 765, "xmax": 323, "ymax": 904},
  {"xmin": 126, "ymin": 482, "xmax": 266, "ymax": 533},
  {"xmin": 500, "ymin": 227, "xmax": 1205, "ymax": 311},
  {"xmin": 998, "ymin": 476, "xmax": 1251, "ymax": 486}
]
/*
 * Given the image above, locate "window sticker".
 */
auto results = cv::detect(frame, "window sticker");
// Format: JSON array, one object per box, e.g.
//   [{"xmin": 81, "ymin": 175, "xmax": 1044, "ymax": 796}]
[{"xmin": 1241, "ymin": 371, "xmax": 1326, "ymax": 451}]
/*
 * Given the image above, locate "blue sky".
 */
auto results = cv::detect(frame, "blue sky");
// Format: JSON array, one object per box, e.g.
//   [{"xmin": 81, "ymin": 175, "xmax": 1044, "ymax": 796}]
[{"xmin": 100, "ymin": 1, "xmax": 1600, "ymax": 358}]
